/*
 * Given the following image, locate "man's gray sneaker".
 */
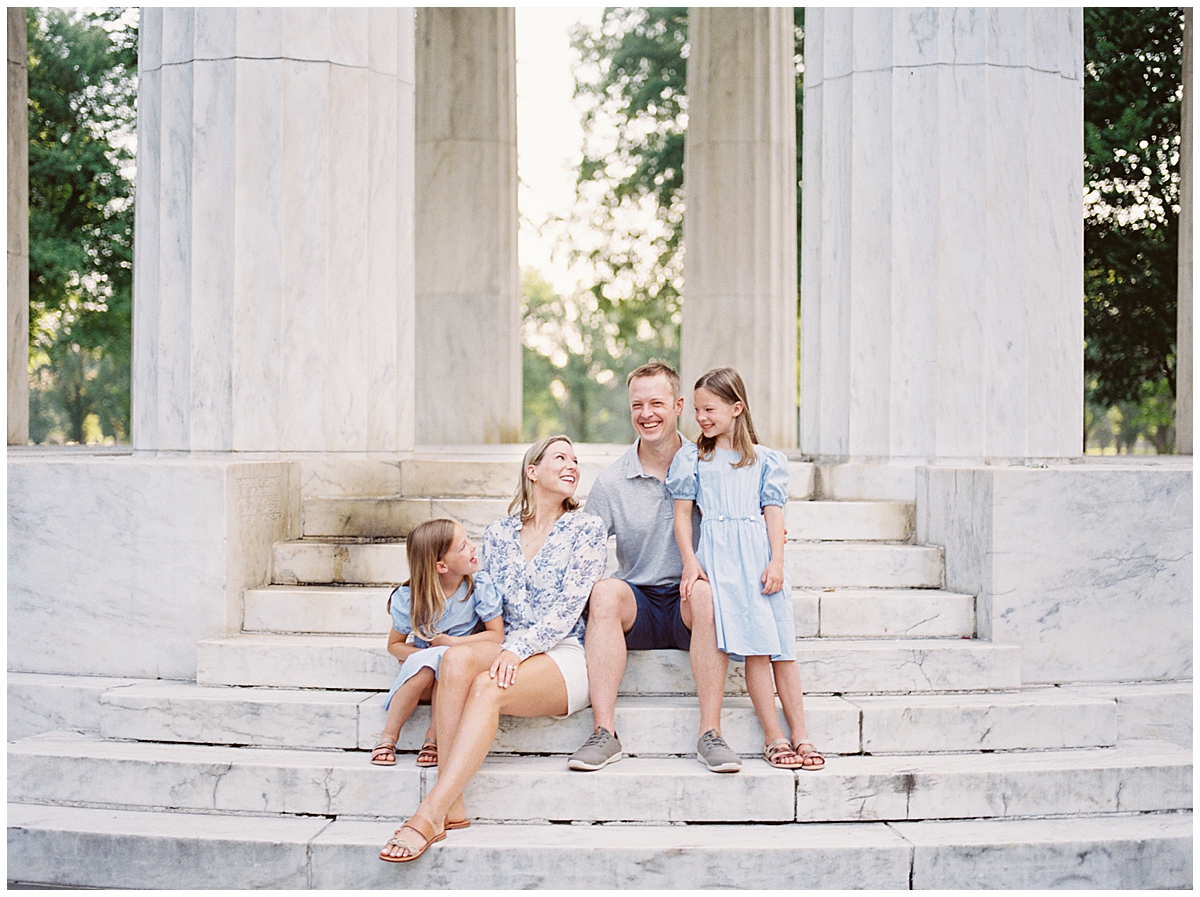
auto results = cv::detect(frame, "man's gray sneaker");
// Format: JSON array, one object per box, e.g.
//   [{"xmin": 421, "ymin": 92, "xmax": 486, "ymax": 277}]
[
  {"xmin": 696, "ymin": 729, "xmax": 741, "ymax": 772},
  {"xmin": 568, "ymin": 727, "xmax": 623, "ymax": 771}
]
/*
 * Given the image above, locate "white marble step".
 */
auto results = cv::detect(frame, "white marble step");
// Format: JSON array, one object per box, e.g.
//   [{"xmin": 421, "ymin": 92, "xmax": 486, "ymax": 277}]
[
  {"xmin": 196, "ymin": 633, "xmax": 1021, "ymax": 693},
  {"xmin": 302, "ymin": 496, "xmax": 901, "ymax": 541},
  {"xmin": 242, "ymin": 585, "xmax": 974, "ymax": 638},
  {"xmin": 9, "ymin": 803, "xmax": 1190, "ymax": 890},
  {"xmin": 97, "ymin": 683, "xmax": 1114, "ymax": 755},
  {"xmin": 394, "ymin": 454, "xmax": 816, "ymax": 501},
  {"xmin": 272, "ymin": 538, "xmax": 944, "ymax": 588},
  {"xmin": 9, "ymin": 734, "xmax": 1191, "ymax": 824}
]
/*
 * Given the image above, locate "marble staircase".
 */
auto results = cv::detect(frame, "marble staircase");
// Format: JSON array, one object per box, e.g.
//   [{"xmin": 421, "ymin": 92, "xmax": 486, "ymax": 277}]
[{"xmin": 7, "ymin": 452, "xmax": 1193, "ymax": 889}]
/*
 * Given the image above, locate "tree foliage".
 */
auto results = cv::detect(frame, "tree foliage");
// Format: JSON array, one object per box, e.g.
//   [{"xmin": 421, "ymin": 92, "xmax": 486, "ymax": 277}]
[
  {"xmin": 26, "ymin": 7, "xmax": 137, "ymax": 443},
  {"xmin": 1083, "ymin": 7, "xmax": 1183, "ymax": 412}
]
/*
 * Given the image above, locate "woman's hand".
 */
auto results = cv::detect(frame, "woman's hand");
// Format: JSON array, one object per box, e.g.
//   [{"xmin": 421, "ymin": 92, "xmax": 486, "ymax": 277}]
[
  {"xmin": 680, "ymin": 560, "xmax": 709, "ymax": 601},
  {"xmin": 761, "ymin": 558, "xmax": 784, "ymax": 595},
  {"xmin": 489, "ymin": 649, "xmax": 522, "ymax": 689}
]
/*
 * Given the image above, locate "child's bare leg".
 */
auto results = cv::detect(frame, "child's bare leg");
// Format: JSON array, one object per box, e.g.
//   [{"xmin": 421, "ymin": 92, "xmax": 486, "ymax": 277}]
[
  {"xmin": 381, "ymin": 668, "xmax": 435, "ymax": 743},
  {"xmin": 421, "ymin": 680, "xmax": 438, "ymax": 746},
  {"xmin": 744, "ymin": 655, "xmax": 786, "ymax": 745},
  {"xmin": 771, "ymin": 659, "xmax": 809, "ymax": 744}
]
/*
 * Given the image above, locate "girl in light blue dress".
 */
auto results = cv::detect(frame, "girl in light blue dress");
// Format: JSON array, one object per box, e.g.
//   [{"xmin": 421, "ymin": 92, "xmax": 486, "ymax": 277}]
[
  {"xmin": 667, "ymin": 367, "xmax": 824, "ymax": 771},
  {"xmin": 370, "ymin": 518, "xmax": 504, "ymax": 767}
]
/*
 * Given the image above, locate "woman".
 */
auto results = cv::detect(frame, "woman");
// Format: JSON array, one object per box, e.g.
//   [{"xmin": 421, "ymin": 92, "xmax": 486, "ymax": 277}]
[{"xmin": 380, "ymin": 435, "xmax": 608, "ymax": 862}]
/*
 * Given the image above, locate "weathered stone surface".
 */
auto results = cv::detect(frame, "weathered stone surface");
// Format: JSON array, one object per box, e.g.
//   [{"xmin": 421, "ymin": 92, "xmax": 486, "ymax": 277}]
[
  {"xmin": 8, "ymin": 672, "xmax": 144, "ymax": 740},
  {"xmin": 7, "ymin": 803, "xmax": 326, "ymax": 890},
  {"xmin": 895, "ymin": 813, "xmax": 1194, "ymax": 889},
  {"xmin": 920, "ymin": 462, "xmax": 1193, "ymax": 684}
]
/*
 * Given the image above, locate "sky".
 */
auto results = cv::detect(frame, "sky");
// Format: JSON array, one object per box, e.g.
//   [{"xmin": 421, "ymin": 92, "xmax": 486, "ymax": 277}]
[{"xmin": 515, "ymin": 7, "xmax": 604, "ymax": 296}]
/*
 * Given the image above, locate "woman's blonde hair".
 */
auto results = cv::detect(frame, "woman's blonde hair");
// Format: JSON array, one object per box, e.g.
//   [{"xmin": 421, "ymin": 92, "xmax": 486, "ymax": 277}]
[
  {"xmin": 508, "ymin": 434, "xmax": 581, "ymax": 523},
  {"xmin": 694, "ymin": 367, "xmax": 759, "ymax": 469},
  {"xmin": 400, "ymin": 518, "xmax": 473, "ymax": 641}
]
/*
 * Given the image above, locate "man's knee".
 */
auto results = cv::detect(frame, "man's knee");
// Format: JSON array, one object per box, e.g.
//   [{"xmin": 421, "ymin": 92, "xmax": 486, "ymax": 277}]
[
  {"xmin": 588, "ymin": 579, "xmax": 636, "ymax": 627},
  {"xmin": 689, "ymin": 581, "xmax": 714, "ymax": 620}
]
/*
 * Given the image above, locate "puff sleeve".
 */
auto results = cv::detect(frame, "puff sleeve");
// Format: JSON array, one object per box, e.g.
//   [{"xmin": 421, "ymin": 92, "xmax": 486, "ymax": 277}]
[
  {"xmin": 471, "ymin": 570, "xmax": 503, "ymax": 623},
  {"xmin": 665, "ymin": 441, "xmax": 700, "ymax": 500},
  {"xmin": 388, "ymin": 585, "xmax": 412, "ymax": 635},
  {"xmin": 758, "ymin": 447, "xmax": 789, "ymax": 509}
]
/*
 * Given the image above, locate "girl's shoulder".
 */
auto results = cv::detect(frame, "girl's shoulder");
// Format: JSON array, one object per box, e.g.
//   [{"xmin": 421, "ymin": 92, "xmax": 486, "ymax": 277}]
[
  {"xmin": 389, "ymin": 583, "xmax": 412, "ymax": 608},
  {"xmin": 752, "ymin": 444, "xmax": 787, "ymax": 466}
]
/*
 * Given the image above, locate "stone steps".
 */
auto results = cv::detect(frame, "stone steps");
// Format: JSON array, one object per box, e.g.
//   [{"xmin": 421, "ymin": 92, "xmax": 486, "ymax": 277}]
[
  {"xmin": 302, "ymin": 497, "xmax": 910, "ymax": 541},
  {"xmin": 195, "ymin": 633, "xmax": 1020, "ymax": 693},
  {"xmin": 7, "ymin": 803, "xmax": 1191, "ymax": 889},
  {"xmin": 95, "ymin": 682, "xmax": 1116, "ymax": 755},
  {"xmin": 272, "ymin": 538, "xmax": 944, "ymax": 588},
  {"xmin": 9, "ymin": 734, "xmax": 1190, "ymax": 824},
  {"xmin": 242, "ymin": 585, "xmax": 975, "ymax": 638}
]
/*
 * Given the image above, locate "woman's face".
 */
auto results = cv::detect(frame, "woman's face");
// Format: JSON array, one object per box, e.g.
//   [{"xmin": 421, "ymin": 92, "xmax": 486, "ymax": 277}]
[{"xmin": 526, "ymin": 439, "xmax": 580, "ymax": 501}]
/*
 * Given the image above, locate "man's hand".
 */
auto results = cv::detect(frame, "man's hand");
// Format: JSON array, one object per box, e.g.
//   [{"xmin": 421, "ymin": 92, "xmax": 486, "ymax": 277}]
[
  {"xmin": 761, "ymin": 558, "xmax": 784, "ymax": 595},
  {"xmin": 680, "ymin": 560, "xmax": 709, "ymax": 600}
]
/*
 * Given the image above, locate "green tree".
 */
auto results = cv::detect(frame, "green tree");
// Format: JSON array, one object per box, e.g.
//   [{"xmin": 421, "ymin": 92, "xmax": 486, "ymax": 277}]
[
  {"xmin": 26, "ymin": 7, "xmax": 137, "ymax": 443},
  {"xmin": 1083, "ymin": 7, "xmax": 1183, "ymax": 417},
  {"xmin": 522, "ymin": 268, "xmax": 634, "ymax": 443},
  {"xmin": 566, "ymin": 9, "xmax": 803, "ymax": 404}
]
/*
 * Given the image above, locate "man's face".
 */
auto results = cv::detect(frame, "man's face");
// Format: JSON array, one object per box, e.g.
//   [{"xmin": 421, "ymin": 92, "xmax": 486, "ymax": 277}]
[{"xmin": 628, "ymin": 374, "xmax": 684, "ymax": 446}]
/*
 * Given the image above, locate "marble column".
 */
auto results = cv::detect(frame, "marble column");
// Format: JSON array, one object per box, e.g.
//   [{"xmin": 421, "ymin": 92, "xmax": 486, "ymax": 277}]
[
  {"xmin": 1177, "ymin": 11, "xmax": 1192, "ymax": 455},
  {"xmin": 8, "ymin": 7, "xmax": 28, "ymax": 445},
  {"xmin": 133, "ymin": 8, "xmax": 416, "ymax": 452},
  {"xmin": 801, "ymin": 8, "xmax": 1084, "ymax": 462},
  {"xmin": 682, "ymin": 7, "xmax": 798, "ymax": 449},
  {"xmin": 414, "ymin": 8, "xmax": 520, "ymax": 445}
]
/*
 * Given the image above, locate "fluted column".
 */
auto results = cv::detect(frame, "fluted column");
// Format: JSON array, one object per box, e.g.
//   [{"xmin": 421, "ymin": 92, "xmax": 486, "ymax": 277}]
[
  {"xmin": 133, "ymin": 8, "xmax": 416, "ymax": 452},
  {"xmin": 8, "ymin": 8, "xmax": 28, "ymax": 445},
  {"xmin": 414, "ymin": 8, "xmax": 520, "ymax": 445},
  {"xmin": 801, "ymin": 8, "xmax": 1084, "ymax": 461},
  {"xmin": 682, "ymin": 7, "xmax": 798, "ymax": 448}
]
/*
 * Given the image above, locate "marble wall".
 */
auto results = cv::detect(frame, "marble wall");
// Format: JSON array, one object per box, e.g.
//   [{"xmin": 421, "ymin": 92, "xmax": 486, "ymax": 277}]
[
  {"xmin": 682, "ymin": 7, "xmax": 798, "ymax": 449},
  {"xmin": 1177, "ymin": 12, "xmax": 1193, "ymax": 455},
  {"xmin": 8, "ymin": 8, "xmax": 28, "ymax": 445},
  {"xmin": 801, "ymin": 8, "xmax": 1084, "ymax": 461},
  {"xmin": 414, "ymin": 8, "xmax": 520, "ymax": 445},
  {"xmin": 7, "ymin": 452, "xmax": 299, "ymax": 679},
  {"xmin": 918, "ymin": 461, "xmax": 1193, "ymax": 684},
  {"xmin": 132, "ymin": 8, "xmax": 416, "ymax": 452}
]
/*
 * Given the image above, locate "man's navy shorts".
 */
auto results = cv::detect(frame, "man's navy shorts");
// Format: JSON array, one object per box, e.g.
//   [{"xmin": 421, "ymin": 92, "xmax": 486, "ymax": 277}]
[{"xmin": 624, "ymin": 582, "xmax": 691, "ymax": 651}]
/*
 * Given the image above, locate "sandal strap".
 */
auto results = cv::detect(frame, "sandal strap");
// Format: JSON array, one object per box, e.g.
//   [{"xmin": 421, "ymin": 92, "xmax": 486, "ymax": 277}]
[
  {"xmin": 764, "ymin": 739, "xmax": 795, "ymax": 759},
  {"xmin": 400, "ymin": 813, "xmax": 438, "ymax": 843}
]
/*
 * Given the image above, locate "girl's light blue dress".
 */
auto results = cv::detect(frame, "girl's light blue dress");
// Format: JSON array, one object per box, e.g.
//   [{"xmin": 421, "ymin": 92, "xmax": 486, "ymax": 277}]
[
  {"xmin": 383, "ymin": 571, "xmax": 502, "ymax": 709},
  {"xmin": 666, "ymin": 442, "xmax": 796, "ymax": 660}
]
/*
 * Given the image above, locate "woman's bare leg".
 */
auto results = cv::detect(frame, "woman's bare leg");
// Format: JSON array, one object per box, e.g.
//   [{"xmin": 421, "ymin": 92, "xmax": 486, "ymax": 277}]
[
  {"xmin": 431, "ymin": 643, "xmax": 503, "ymax": 823},
  {"xmin": 380, "ymin": 654, "xmax": 568, "ymax": 859}
]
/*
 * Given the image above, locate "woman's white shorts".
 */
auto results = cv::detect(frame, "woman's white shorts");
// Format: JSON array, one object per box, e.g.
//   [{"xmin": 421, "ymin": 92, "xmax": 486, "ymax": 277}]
[{"xmin": 543, "ymin": 636, "xmax": 590, "ymax": 719}]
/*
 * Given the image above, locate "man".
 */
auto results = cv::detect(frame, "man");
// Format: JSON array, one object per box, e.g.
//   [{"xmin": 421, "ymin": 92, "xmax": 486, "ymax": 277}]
[{"xmin": 569, "ymin": 362, "xmax": 740, "ymax": 773}]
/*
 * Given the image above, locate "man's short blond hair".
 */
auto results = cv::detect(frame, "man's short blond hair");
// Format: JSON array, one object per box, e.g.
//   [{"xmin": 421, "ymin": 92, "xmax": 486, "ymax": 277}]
[{"xmin": 626, "ymin": 362, "xmax": 681, "ymax": 399}]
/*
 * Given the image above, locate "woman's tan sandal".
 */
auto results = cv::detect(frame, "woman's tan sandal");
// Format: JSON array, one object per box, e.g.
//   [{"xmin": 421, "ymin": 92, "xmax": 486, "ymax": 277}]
[
  {"xmin": 444, "ymin": 816, "xmax": 471, "ymax": 831},
  {"xmin": 371, "ymin": 738, "xmax": 397, "ymax": 767},
  {"xmin": 793, "ymin": 741, "xmax": 825, "ymax": 771},
  {"xmin": 415, "ymin": 741, "xmax": 438, "ymax": 767},
  {"xmin": 379, "ymin": 814, "xmax": 445, "ymax": 863},
  {"xmin": 763, "ymin": 738, "xmax": 804, "ymax": 769}
]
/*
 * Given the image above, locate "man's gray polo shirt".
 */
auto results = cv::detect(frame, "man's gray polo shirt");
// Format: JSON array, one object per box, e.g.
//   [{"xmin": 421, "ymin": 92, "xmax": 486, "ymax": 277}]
[{"xmin": 583, "ymin": 437, "xmax": 700, "ymax": 588}]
